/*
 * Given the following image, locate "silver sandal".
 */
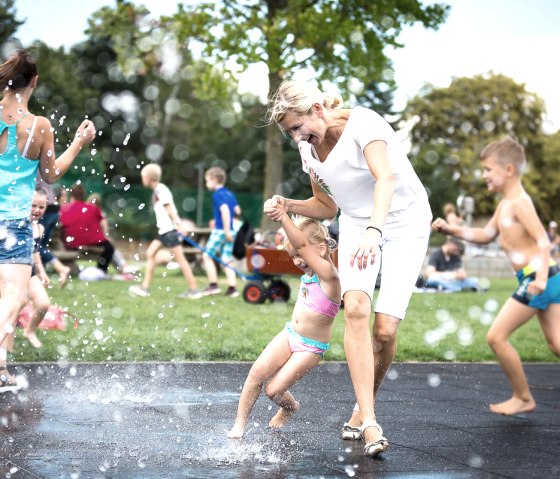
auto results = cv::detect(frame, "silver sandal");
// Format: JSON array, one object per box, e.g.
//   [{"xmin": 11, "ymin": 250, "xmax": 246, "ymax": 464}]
[
  {"xmin": 341, "ymin": 422, "xmax": 363, "ymax": 440},
  {"xmin": 360, "ymin": 419, "xmax": 389, "ymax": 457}
]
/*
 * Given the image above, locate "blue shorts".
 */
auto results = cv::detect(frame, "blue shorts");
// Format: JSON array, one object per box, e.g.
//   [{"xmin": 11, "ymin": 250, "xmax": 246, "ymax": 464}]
[
  {"xmin": 513, "ymin": 265, "xmax": 560, "ymax": 310},
  {"xmin": 205, "ymin": 229, "xmax": 234, "ymax": 263},
  {"xmin": 0, "ymin": 218, "xmax": 33, "ymax": 265}
]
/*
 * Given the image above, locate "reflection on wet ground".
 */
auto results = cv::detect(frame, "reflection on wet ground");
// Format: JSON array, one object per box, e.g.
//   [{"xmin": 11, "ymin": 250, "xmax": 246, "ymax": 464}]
[{"xmin": 1, "ymin": 362, "xmax": 559, "ymax": 478}]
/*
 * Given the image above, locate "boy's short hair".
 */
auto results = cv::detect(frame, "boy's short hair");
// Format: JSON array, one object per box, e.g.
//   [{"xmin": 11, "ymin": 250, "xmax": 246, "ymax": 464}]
[
  {"xmin": 480, "ymin": 136, "xmax": 526, "ymax": 175},
  {"xmin": 141, "ymin": 163, "xmax": 162, "ymax": 182},
  {"xmin": 447, "ymin": 236, "xmax": 465, "ymax": 255},
  {"xmin": 205, "ymin": 166, "xmax": 227, "ymax": 184}
]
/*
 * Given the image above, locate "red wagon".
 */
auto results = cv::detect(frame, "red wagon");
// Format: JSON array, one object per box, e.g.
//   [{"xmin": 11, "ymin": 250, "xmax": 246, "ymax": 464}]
[
  {"xmin": 242, "ymin": 246, "xmax": 300, "ymax": 304},
  {"xmin": 242, "ymin": 245, "xmax": 338, "ymax": 304}
]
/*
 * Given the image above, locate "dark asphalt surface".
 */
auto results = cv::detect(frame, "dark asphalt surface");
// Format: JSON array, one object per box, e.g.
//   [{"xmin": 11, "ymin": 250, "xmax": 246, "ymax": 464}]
[{"xmin": 1, "ymin": 362, "xmax": 559, "ymax": 478}]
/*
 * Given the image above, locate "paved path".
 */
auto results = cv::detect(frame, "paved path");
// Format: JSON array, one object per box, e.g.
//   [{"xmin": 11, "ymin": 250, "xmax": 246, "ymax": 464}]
[{"xmin": 1, "ymin": 362, "xmax": 559, "ymax": 478}]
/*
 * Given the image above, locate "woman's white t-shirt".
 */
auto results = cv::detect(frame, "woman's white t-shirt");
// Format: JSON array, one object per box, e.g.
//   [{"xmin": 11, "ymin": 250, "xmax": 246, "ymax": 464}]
[{"xmin": 298, "ymin": 106, "xmax": 431, "ymax": 234}]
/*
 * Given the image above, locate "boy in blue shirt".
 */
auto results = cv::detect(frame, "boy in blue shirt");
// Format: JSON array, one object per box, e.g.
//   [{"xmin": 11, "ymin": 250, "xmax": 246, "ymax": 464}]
[{"xmin": 202, "ymin": 167, "xmax": 241, "ymax": 297}]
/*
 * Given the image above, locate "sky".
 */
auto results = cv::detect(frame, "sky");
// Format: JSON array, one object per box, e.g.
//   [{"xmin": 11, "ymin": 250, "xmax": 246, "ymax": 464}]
[{"xmin": 13, "ymin": 0, "xmax": 560, "ymax": 133}]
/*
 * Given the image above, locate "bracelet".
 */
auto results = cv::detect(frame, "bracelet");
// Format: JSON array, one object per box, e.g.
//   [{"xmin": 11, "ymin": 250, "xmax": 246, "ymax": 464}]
[{"xmin": 366, "ymin": 226, "xmax": 382, "ymax": 236}]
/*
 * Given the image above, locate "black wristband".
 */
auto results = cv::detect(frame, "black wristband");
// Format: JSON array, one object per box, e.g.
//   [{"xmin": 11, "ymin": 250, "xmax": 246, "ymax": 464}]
[{"xmin": 366, "ymin": 226, "xmax": 382, "ymax": 236}]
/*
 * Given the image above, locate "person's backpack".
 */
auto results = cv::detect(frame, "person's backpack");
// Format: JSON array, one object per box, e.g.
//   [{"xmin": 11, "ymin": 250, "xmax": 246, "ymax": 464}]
[{"xmin": 233, "ymin": 218, "xmax": 255, "ymax": 260}]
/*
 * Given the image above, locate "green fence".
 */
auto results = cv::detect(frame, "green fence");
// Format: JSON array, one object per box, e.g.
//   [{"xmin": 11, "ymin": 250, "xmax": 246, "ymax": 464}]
[{"xmin": 59, "ymin": 179, "xmax": 263, "ymax": 241}]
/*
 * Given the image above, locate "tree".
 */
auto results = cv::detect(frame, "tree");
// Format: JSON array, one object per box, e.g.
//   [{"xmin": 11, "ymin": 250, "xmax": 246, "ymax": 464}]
[
  {"xmin": 403, "ymin": 74, "xmax": 547, "ymax": 218},
  {"xmin": 169, "ymin": 0, "xmax": 449, "ymax": 226},
  {"xmin": 0, "ymin": 0, "xmax": 22, "ymax": 46}
]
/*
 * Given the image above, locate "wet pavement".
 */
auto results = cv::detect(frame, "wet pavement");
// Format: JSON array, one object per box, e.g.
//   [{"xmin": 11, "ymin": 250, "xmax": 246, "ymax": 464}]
[{"xmin": 1, "ymin": 362, "xmax": 559, "ymax": 478}]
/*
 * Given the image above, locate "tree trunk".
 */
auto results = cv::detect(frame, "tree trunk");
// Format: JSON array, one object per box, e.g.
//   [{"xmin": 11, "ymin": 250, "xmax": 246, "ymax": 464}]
[{"xmin": 261, "ymin": 70, "xmax": 284, "ymax": 231}]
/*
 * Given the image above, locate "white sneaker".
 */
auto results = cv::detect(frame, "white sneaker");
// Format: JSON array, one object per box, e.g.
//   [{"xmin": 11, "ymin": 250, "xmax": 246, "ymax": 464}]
[
  {"xmin": 129, "ymin": 285, "xmax": 150, "ymax": 297},
  {"xmin": 178, "ymin": 289, "xmax": 203, "ymax": 299}
]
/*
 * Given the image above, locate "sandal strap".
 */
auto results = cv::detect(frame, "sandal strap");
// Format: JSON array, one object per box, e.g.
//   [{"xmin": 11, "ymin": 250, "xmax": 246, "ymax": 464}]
[{"xmin": 360, "ymin": 419, "xmax": 383, "ymax": 436}]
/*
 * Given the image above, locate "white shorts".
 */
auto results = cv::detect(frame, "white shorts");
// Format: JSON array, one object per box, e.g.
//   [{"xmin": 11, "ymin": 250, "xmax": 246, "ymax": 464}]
[{"xmin": 338, "ymin": 213, "xmax": 430, "ymax": 320}]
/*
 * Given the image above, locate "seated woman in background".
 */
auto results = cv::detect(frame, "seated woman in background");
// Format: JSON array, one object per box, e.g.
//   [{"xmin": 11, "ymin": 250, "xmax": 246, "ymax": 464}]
[{"xmin": 59, "ymin": 184, "xmax": 115, "ymax": 277}]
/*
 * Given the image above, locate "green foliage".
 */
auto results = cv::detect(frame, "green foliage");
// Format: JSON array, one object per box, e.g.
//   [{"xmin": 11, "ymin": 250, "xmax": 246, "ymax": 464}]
[
  {"xmin": 0, "ymin": 0, "xmax": 22, "ymax": 45},
  {"xmin": 12, "ymin": 272, "xmax": 559, "ymax": 363},
  {"xmin": 403, "ymin": 74, "xmax": 547, "ymax": 217},
  {"xmin": 169, "ymin": 0, "xmax": 449, "ymax": 209}
]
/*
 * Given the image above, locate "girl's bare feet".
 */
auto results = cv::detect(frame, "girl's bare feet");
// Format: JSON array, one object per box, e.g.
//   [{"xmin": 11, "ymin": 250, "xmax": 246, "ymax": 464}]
[
  {"xmin": 489, "ymin": 396, "xmax": 536, "ymax": 415},
  {"xmin": 227, "ymin": 422, "xmax": 246, "ymax": 438},
  {"xmin": 23, "ymin": 329, "xmax": 43, "ymax": 348},
  {"xmin": 59, "ymin": 266, "xmax": 71, "ymax": 288},
  {"xmin": 269, "ymin": 401, "xmax": 300, "ymax": 429}
]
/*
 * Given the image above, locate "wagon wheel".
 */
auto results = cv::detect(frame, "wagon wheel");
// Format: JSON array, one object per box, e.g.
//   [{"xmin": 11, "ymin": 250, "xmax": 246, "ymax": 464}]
[
  {"xmin": 268, "ymin": 280, "xmax": 291, "ymax": 302},
  {"xmin": 243, "ymin": 282, "xmax": 267, "ymax": 304}
]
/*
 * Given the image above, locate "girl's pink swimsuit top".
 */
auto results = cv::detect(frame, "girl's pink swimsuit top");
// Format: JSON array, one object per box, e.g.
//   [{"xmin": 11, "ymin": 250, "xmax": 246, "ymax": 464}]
[{"xmin": 297, "ymin": 274, "xmax": 340, "ymax": 319}]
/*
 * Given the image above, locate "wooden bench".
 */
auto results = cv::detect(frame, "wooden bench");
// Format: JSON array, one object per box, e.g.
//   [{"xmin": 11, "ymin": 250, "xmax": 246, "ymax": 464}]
[{"xmin": 52, "ymin": 246, "xmax": 105, "ymax": 276}]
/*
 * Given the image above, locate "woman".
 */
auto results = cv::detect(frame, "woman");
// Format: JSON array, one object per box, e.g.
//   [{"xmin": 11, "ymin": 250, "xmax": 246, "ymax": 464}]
[
  {"xmin": 264, "ymin": 80, "xmax": 431, "ymax": 456},
  {"xmin": 0, "ymin": 50, "xmax": 95, "ymax": 389},
  {"xmin": 60, "ymin": 184, "xmax": 115, "ymax": 276}
]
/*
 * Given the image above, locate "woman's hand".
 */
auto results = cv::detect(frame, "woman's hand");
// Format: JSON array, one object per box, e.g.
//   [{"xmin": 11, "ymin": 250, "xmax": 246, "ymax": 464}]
[
  {"xmin": 350, "ymin": 228, "xmax": 382, "ymax": 270},
  {"xmin": 264, "ymin": 195, "xmax": 287, "ymax": 222}
]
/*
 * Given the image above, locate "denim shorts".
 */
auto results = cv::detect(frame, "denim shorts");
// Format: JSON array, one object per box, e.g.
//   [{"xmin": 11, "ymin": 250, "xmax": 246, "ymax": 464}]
[
  {"xmin": 0, "ymin": 218, "xmax": 34, "ymax": 265},
  {"xmin": 158, "ymin": 230, "xmax": 181, "ymax": 248}
]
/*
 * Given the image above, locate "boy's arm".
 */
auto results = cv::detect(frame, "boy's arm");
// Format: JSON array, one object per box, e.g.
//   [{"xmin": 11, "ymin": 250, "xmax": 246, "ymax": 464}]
[
  {"xmin": 432, "ymin": 213, "xmax": 499, "ymax": 244},
  {"xmin": 164, "ymin": 203, "xmax": 182, "ymax": 230},
  {"xmin": 514, "ymin": 199, "xmax": 551, "ymax": 286},
  {"xmin": 220, "ymin": 204, "xmax": 233, "ymax": 242}
]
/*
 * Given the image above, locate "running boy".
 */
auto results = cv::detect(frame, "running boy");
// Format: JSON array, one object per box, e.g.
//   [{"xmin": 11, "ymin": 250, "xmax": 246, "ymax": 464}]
[
  {"xmin": 228, "ymin": 209, "xmax": 340, "ymax": 438},
  {"xmin": 201, "ymin": 167, "xmax": 241, "ymax": 297},
  {"xmin": 432, "ymin": 136, "xmax": 560, "ymax": 415},
  {"xmin": 129, "ymin": 164, "xmax": 201, "ymax": 299}
]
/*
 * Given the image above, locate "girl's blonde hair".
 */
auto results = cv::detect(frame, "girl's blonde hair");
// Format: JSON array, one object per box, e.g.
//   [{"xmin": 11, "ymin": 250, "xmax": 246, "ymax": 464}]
[
  {"xmin": 284, "ymin": 216, "xmax": 337, "ymax": 254},
  {"xmin": 267, "ymin": 80, "xmax": 343, "ymax": 128}
]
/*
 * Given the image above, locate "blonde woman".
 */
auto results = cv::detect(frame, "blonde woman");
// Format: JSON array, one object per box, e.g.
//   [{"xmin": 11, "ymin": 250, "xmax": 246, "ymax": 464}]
[{"xmin": 264, "ymin": 80, "xmax": 431, "ymax": 456}]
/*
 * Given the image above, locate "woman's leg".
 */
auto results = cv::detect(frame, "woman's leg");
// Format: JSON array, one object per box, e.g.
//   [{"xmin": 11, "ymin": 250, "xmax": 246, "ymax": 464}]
[
  {"xmin": 343, "ymin": 291, "xmax": 378, "ymax": 438},
  {"xmin": 97, "ymin": 240, "xmax": 115, "ymax": 272},
  {"xmin": 0, "ymin": 264, "xmax": 32, "ymax": 345}
]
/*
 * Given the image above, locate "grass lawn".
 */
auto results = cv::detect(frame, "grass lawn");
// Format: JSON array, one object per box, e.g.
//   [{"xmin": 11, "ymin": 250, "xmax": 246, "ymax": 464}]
[{"xmin": 11, "ymin": 266, "xmax": 560, "ymax": 364}]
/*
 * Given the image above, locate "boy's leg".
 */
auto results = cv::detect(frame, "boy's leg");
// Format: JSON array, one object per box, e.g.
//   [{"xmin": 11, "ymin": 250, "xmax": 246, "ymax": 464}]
[
  {"xmin": 537, "ymin": 304, "xmax": 560, "ymax": 357},
  {"xmin": 486, "ymin": 298, "xmax": 537, "ymax": 415},
  {"xmin": 265, "ymin": 350, "xmax": 322, "ymax": 429},
  {"xmin": 228, "ymin": 331, "xmax": 292, "ymax": 438},
  {"xmin": 202, "ymin": 253, "xmax": 218, "ymax": 284},
  {"xmin": 169, "ymin": 244, "xmax": 197, "ymax": 290},
  {"xmin": 23, "ymin": 277, "xmax": 51, "ymax": 348},
  {"xmin": 141, "ymin": 240, "xmax": 162, "ymax": 290}
]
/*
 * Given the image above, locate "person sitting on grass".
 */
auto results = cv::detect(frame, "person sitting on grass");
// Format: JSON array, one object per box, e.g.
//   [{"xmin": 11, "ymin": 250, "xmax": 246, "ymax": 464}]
[
  {"xmin": 432, "ymin": 136, "xmax": 560, "ymax": 416},
  {"xmin": 129, "ymin": 163, "xmax": 201, "ymax": 299},
  {"xmin": 227, "ymin": 209, "xmax": 340, "ymax": 438},
  {"xmin": 423, "ymin": 236, "xmax": 482, "ymax": 292}
]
